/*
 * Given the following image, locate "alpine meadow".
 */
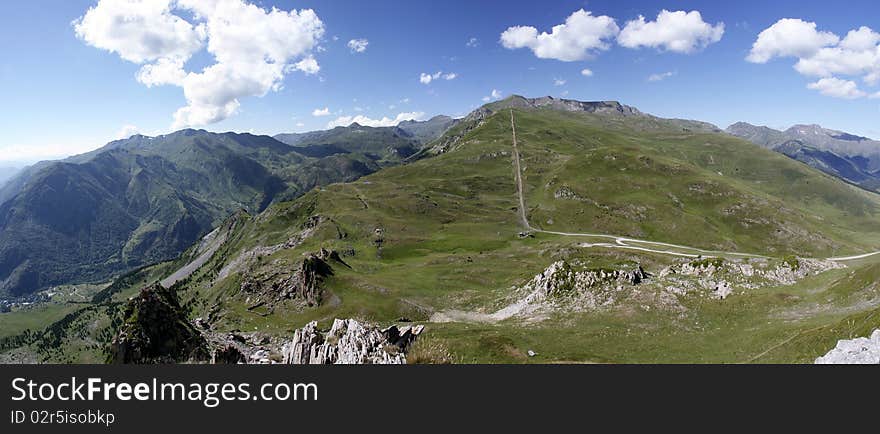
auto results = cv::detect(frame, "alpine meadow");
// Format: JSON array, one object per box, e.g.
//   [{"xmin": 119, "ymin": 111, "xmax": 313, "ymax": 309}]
[{"xmin": 2, "ymin": 0, "xmax": 880, "ymax": 366}]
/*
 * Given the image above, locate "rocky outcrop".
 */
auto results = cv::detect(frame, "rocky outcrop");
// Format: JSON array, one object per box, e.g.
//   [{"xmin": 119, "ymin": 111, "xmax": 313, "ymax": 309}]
[
  {"xmin": 107, "ymin": 285, "xmax": 208, "ymax": 364},
  {"xmin": 240, "ymin": 248, "xmax": 345, "ymax": 308},
  {"xmin": 658, "ymin": 257, "xmax": 843, "ymax": 300},
  {"xmin": 815, "ymin": 330, "xmax": 880, "ymax": 364},
  {"xmin": 282, "ymin": 319, "xmax": 423, "ymax": 364},
  {"xmin": 537, "ymin": 261, "xmax": 648, "ymax": 297},
  {"xmin": 217, "ymin": 214, "xmax": 330, "ymax": 281},
  {"xmin": 477, "ymin": 260, "xmax": 651, "ymax": 320}
]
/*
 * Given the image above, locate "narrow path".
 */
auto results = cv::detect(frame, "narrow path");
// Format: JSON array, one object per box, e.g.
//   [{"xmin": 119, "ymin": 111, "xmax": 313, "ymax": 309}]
[
  {"xmin": 741, "ymin": 324, "xmax": 827, "ymax": 363},
  {"xmin": 507, "ymin": 110, "xmax": 878, "ymax": 262},
  {"xmin": 510, "ymin": 109, "xmax": 530, "ymax": 231}
]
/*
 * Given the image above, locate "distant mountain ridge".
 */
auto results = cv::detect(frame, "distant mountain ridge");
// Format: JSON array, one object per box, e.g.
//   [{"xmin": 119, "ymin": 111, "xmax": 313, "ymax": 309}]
[
  {"xmin": 0, "ymin": 129, "xmax": 399, "ymax": 297},
  {"xmin": 727, "ymin": 122, "xmax": 880, "ymax": 191},
  {"xmin": 0, "ymin": 115, "xmax": 462, "ymax": 298},
  {"xmin": 274, "ymin": 115, "xmax": 458, "ymax": 161}
]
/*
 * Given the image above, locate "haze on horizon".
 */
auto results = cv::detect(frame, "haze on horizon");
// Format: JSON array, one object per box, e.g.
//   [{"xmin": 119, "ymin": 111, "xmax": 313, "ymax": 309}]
[{"xmin": 2, "ymin": 0, "xmax": 880, "ymax": 164}]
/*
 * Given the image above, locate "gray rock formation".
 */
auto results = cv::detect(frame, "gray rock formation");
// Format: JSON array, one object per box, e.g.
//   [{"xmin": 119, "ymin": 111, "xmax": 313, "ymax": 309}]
[
  {"xmin": 240, "ymin": 247, "xmax": 345, "ymax": 308},
  {"xmin": 815, "ymin": 330, "xmax": 880, "ymax": 364},
  {"xmin": 282, "ymin": 319, "xmax": 423, "ymax": 364}
]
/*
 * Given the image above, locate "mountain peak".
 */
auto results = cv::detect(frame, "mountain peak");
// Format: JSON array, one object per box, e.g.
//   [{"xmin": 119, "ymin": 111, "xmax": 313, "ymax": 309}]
[{"xmin": 484, "ymin": 95, "xmax": 641, "ymax": 116}]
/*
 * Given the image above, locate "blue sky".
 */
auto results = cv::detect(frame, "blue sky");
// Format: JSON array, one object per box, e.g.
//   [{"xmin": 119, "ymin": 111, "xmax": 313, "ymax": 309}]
[{"xmin": 2, "ymin": 0, "xmax": 880, "ymax": 163}]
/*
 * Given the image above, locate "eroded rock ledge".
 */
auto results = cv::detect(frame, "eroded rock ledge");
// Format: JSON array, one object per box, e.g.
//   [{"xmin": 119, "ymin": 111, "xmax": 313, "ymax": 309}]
[{"xmin": 282, "ymin": 319, "xmax": 423, "ymax": 364}]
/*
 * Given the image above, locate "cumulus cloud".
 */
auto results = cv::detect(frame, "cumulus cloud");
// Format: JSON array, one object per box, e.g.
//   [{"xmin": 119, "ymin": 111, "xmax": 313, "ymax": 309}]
[
  {"xmin": 312, "ymin": 107, "xmax": 331, "ymax": 116},
  {"xmin": 553, "ymin": 78, "xmax": 566, "ymax": 86},
  {"xmin": 618, "ymin": 10, "xmax": 724, "ymax": 53},
  {"xmin": 747, "ymin": 19, "xmax": 880, "ymax": 99},
  {"xmin": 581, "ymin": 68, "xmax": 594, "ymax": 77},
  {"xmin": 348, "ymin": 38, "xmax": 369, "ymax": 53},
  {"xmin": 794, "ymin": 27, "xmax": 880, "ymax": 83},
  {"xmin": 482, "ymin": 89, "xmax": 503, "ymax": 102},
  {"xmin": 419, "ymin": 71, "xmax": 457, "ymax": 84},
  {"xmin": 74, "ymin": 0, "xmax": 325, "ymax": 128},
  {"xmin": 806, "ymin": 77, "xmax": 867, "ymax": 99},
  {"xmin": 326, "ymin": 112, "xmax": 425, "ymax": 128},
  {"xmin": 466, "ymin": 37, "xmax": 479, "ymax": 48},
  {"xmin": 73, "ymin": 0, "xmax": 205, "ymax": 64},
  {"xmin": 648, "ymin": 71, "xmax": 675, "ymax": 82},
  {"xmin": 746, "ymin": 18, "xmax": 839, "ymax": 63},
  {"xmin": 500, "ymin": 9, "xmax": 619, "ymax": 61}
]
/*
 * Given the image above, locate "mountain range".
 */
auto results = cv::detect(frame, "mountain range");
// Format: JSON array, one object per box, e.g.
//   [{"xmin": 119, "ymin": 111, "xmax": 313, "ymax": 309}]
[
  {"xmin": 3, "ymin": 96, "xmax": 880, "ymax": 364},
  {"xmin": 727, "ymin": 122, "xmax": 880, "ymax": 191},
  {"xmin": 0, "ymin": 119, "xmax": 453, "ymax": 297}
]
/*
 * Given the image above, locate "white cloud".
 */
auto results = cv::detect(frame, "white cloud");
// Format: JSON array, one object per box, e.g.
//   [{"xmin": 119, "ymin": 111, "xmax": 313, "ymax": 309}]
[
  {"xmin": 419, "ymin": 71, "xmax": 457, "ymax": 84},
  {"xmin": 348, "ymin": 38, "xmax": 369, "ymax": 53},
  {"xmin": 500, "ymin": 9, "xmax": 620, "ymax": 61},
  {"xmin": 466, "ymin": 37, "xmax": 479, "ymax": 48},
  {"xmin": 75, "ymin": 0, "xmax": 325, "ymax": 129},
  {"xmin": 806, "ymin": 77, "xmax": 867, "ymax": 99},
  {"xmin": 73, "ymin": 0, "xmax": 205, "ymax": 64},
  {"xmin": 747, "ymin": 19, "xmax": 880, "ymax": 99},
  {"xmin": 746, "ymin": 18, "xmax": 839, "ymax": 63},
  {"xmin": 618, "ymin": 10, "xmax": 724, "ymax": 53},
  {"xmin": 648, "ymin": 71, "xmax": 675, "ymax": 82},
  {"xmin": 312, "ymin": 107, "xmax": 331, "ymax": 116},
  {"xmin": 581, "ymin": 68, "xmax": 594, "ymax": 77},
  {"xmin": 116, "ymin": 125, "xmax": 141, "ymax": 140},
  {"xmin": 293, "ymin": 56, "xmax": 320, "ymax": 75},
  {"xmin": 554, "ymin": 78, "xmax": 566, "ymax": 86},
  {"xmin": 793, "ymin": 27, "xmax": 880, "ymax": 83},
  {"xmin": 482, "ymin": 89, "xmax": 503, "ymax": 102},
  {"xmin": 326, "ymin": 112, "xmax": 426, "ymax": 128}
]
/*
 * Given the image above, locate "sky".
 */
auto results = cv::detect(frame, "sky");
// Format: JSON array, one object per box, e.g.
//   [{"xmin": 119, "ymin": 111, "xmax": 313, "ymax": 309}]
[{"xmin": 1, "ymin": 0, "xmax": 880, "ymax": 163}]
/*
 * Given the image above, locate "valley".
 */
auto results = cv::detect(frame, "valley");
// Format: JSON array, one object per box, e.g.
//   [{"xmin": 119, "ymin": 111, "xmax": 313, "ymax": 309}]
[{"xmin": 2, "ymin": 96, "xmax": 879, "ymax": 364}]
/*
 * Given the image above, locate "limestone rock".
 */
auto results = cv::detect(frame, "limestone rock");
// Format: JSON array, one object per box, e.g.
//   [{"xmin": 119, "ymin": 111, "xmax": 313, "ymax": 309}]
[
  {"xmin": 815, "ymin": 330, "xmax": 880, "ymax": 364},
  {"xmin": 282, "ymin": 319, "xmax": 422, "ymax": 364}
]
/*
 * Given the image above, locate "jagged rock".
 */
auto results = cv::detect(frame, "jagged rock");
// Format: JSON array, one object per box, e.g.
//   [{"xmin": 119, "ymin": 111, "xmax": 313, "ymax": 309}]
[
  {"xmin": 815, "ymin": 330, "xmax": 880, "ymax": 364},
  {"xmin": 216, "ymin": 215, "xmax": 329, "ymax": 281},
  {"xmin": 240, "ymin": 249, "xmax": 343, "ymax": 307},
  {"xmin": 282, "ymin": 319, "xmax": 422, "ymax": 364},
  {"xmin": 107, "ymin": 285, "xmax": 208, "ymax": 364},
  {"xmin": 537, "ymin": 261, "xmax": 648, "ymax": 297}
]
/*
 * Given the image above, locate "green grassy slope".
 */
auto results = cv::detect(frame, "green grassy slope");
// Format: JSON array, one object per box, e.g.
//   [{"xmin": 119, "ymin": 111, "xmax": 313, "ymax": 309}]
[
  {"xmin": 0, "ymin": 129, "xmax": 397, "ymax": 297},
  {"xmin": 155, "ymin": 99, "xmax": 880, "ymax": 363},
  {"xmin": 8, "ymin": 98, "xmax": 880, "ymax": 363}
]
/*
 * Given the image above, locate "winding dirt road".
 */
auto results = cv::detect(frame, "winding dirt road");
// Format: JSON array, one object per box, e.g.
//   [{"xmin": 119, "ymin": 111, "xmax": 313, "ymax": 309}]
[{"xmin": 507, "ymin": 110, "xmax": 877, "ymax": 263}]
